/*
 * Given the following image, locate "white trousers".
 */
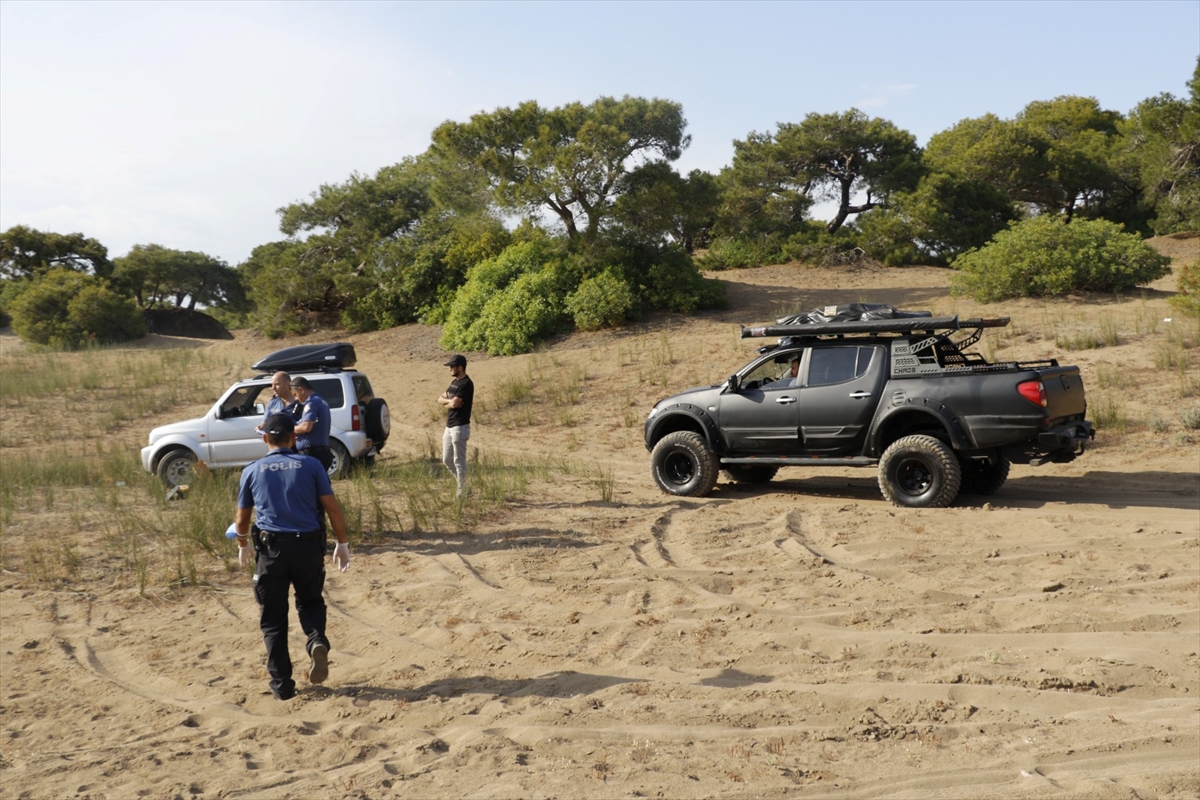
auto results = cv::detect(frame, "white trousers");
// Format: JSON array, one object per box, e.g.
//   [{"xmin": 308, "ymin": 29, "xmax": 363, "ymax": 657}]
[{"xmin": 442, "ymin": 424, "xmax": 470, "ymax": 493}]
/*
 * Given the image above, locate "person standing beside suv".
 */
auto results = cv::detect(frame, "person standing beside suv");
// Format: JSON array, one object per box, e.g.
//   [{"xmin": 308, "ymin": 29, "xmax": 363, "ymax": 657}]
[
  {"xmin": 437, "ymin": 354, "xmax": 473, "ymax": 496},
  {"xmin": 255, "ymin": 371, "xmax": 298, "ymax": 435},
  {"xmin": 290, "ymin": 377, "xmax": 333, "ymax": 472}
]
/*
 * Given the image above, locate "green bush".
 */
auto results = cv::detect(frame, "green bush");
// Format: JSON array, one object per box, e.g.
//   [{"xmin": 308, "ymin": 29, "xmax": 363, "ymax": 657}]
[
  {"xmin": 9, "ymin": 269, "xmax": 145, "ymax": 348},
  {"xmin": 698, "ymin": 235, "xmax": 787, "ymax": 269},
  {"xmin": 780, "ymin": 223, "xmax": 863, "ymax": 266},
  {"xmin": 951, "ymin": 216, "xmax": 1172, "ymax": 302},
  {"xmin": 1170, "ymin": 258, "xmax": 1200, "ymax": 317},
  {"xmin": 566, "ymin": 271, "xmax": 634, "ymax": 331},
  {"xmin": 67, "ymin": 285, "xmax": 147, "ymax": 343},
  {"xmin": 440, "ymin": 237, "xmax": 565, "ymax": 354},
  {"xmin": 472, "ymin": 270, "xmax": 569, "ymax": 355}
]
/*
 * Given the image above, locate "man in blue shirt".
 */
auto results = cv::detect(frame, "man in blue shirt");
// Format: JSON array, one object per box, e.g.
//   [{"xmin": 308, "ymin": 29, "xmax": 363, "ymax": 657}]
[
  {"xmin": 255, "ymin": 372, "xmax": 298, "ymax": 435},
  {"xmin": 233, "ymin": 413, "xmax": 351, "ymax": 701},
  {"xmin": 290, "ymin": 376, "xmax": 334, "ymax": 473}
]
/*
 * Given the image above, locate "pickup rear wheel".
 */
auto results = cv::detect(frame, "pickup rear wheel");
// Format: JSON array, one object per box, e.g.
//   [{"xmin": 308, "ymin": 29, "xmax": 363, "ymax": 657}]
[
  {"xmin": 724, "ymin": 465, "xmax": 779, "ymax": 485},
  {"xmin": 878, "ymin": 435, "xmax": 962, "ymax": 508},
  {"xmin": 651, "ymin": 432, "xmax": 718, "ymax": 497},
  {"xmin": 959, "ymin": 453, "xmax": 1010, "ymax": 495}
]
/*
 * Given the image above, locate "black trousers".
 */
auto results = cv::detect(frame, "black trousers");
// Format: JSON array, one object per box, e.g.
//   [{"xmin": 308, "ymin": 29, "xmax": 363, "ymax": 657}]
[
  {"xmin": 253, "ymin": 532, "xmax": 328, "ymax": 697},
  {"xmin": 302, "ymin": 446, "xmax": 334, "ymax": 473}
]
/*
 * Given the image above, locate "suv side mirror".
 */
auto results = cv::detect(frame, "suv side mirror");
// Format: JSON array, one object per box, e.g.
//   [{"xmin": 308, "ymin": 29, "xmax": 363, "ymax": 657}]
[{"xmin": 726, "ymin": 374, "xmax": 740, "ymax": 392}]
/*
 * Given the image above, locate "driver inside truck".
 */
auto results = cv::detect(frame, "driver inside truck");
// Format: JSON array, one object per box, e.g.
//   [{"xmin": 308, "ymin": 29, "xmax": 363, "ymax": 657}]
[{"xmin": 766, "ymin": 356, "xmax": 801, "ymax": 389}]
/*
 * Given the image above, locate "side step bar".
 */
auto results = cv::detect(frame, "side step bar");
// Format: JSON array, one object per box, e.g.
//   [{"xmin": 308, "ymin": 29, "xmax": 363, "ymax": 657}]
[{"xmin": 721, "ymin": 456, "xmax": 877, "ymax": 467}]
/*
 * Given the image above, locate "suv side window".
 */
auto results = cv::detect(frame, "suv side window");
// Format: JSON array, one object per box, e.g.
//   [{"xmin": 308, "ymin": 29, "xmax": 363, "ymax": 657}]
[
  {"xmin": 352, "ymin": 375, "xmax": 375, "ymax": 405},
  {"xmin": 808, "ymin": 347, "xmax": 872, "ymax": 387},
  {"xmin": 220, "ymin": 383, "xmax": 271, "ymax": 418},
  {"xmin": 310, "ymin": 377, "xmax": 346, "ymax": 408}
]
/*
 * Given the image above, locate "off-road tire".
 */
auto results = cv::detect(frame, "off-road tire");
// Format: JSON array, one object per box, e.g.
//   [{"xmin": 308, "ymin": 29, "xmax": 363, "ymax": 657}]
[
  {"xmin": 878, "ymin": 435, "xmax": 962, "ymax": 508},
  {"xmin": 651, "ymin": 431, "xmax": 719, "ymax": 497},
  {"xmin": 365, "ymin": 398, "xmax": 390, "ymax": 445},
  {"xmin": 723, "ymin": 465, "xmax": 779, "ymax": 485},
  {"xmin": 157, "ymin": 449, "xmax": 197, "ymax": 488},
  {"xmin": 959, "ymin": 453, "xmax": 1010, "ymax": 496}
]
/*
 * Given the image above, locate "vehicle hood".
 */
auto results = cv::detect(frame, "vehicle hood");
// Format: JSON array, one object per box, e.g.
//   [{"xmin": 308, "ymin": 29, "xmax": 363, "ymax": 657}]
[
  {"xmin": 655, "ymin": 384, "xmax": 722, "ymax": 407},
  {"xmin": 147, "ymin": 416, "xmax": 207, "ymax": 443}
]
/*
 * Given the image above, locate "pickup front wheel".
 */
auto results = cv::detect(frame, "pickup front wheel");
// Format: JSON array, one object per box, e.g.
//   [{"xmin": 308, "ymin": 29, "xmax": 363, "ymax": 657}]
[
  {"xmin": 651, "ymin": 432, "xmax": 719, "ymax": 497},
  {"xmin": 878, "ymin": 435, "xmax": 962, "ymax": 508}
]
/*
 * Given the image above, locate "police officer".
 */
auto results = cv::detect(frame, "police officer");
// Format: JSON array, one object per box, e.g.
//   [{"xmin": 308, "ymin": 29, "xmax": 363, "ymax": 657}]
[
  {"xmin": 233, "ymin": 413, "xmax": 351, "ymax": 701},
  {"xmin": 290, "ymin": 376, "xmax": 333, "ymax": 473}
]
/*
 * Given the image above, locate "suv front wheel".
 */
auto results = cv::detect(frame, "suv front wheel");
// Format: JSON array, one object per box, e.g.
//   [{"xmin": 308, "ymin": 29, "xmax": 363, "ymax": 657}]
[
  {"xmin": 157, "ymin": 449, "xmax": 197, "ymax": 488},
  {"xmin": 651, "ymin": 431, "xmax": 719, "ymax": 497}
]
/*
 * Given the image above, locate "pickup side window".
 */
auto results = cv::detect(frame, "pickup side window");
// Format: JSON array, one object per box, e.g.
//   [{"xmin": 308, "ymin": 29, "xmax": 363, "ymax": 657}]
[
  {"xmin": 808, "ymin": 347, "xmax": 872, "ymax": 387},
  {"xmin": 739, "ymin": 350, "xmax": 805, "ymax": 390}
]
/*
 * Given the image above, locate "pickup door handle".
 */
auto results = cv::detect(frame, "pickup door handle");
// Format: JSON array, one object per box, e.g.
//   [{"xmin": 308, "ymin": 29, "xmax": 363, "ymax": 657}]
[
  {"xmin": 848, "ymin": 391, "xmax": 872, "ymax": 399},
  {"xmin": 775, "ymin": 396, "xmax": 797, "ymax": 405}
]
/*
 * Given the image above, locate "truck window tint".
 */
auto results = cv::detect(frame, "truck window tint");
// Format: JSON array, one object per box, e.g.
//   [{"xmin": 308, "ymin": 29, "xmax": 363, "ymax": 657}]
[
  {"xmin": 808, "ymin": 347, "xmax": 870, "ymax": 387},
  {"xmin": 353, "ymin": 375, "xmax": 374, "ymax": 405}
]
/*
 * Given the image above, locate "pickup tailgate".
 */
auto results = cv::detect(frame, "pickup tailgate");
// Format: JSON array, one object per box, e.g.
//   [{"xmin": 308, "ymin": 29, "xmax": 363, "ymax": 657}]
[{"xmin": 1039, "ymin": 365, "xmax": 1087, "ymax": 424}]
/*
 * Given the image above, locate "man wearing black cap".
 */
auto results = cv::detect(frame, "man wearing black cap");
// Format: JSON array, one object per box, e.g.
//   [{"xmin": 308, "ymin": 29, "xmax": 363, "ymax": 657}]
[
  {"xmin": 437, "ymin": 354, "xmax": 473, "ymax": 496},
  {"xmin": 290, "ymin": 376, "xmax": 334, "ymax": 473},
  {"xmin": 233, "ymin": 413, "xmax": 351, "ymax": 701}
]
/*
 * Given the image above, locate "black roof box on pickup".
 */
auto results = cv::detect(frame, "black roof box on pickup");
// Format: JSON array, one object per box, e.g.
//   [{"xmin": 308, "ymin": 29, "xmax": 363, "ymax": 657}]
[{"xmin": 251, "ymin": 342, "xmax": 356, "ymax": 372}]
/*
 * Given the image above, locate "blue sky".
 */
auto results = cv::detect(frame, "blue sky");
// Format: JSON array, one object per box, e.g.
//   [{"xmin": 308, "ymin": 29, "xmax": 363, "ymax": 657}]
[{"xmin": 1, "ymin": 0, "xmax": 1197, "ymax": 266}]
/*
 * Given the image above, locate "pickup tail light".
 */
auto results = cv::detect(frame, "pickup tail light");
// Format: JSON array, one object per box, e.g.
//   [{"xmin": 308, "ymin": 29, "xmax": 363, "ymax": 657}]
[
  {"xmin": 351, "ymin": 403, "xmax": 361, "ymax": 431},
  {"xmin": 1017, "ymin": 379, "xmax": 1047, "ymax": 408}
]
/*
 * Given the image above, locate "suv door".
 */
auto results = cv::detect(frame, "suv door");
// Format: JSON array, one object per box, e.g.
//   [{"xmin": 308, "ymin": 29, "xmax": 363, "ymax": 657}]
[
  {"xmin": 207, "ymin": 382, "xmax": 271, "ymax": 466},
  {"xmin": 719, "ymin": 349, "xmax": 805, "ymax": 453},
  {"xmin": 797, "ymin": 344, "xmax": 886, "ymax": 454}
]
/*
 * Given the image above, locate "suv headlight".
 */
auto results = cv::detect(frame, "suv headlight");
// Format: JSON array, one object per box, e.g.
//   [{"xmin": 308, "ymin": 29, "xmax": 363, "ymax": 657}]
[{"xmin": 647, "ymin": 404, "xmax": 662, "ymax": 420}]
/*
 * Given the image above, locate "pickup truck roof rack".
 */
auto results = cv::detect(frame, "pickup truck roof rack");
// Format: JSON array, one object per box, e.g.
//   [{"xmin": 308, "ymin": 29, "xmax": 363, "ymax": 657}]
[{"xmin": 741, "ymin": 316, "xmax": 1010, "ymax": 339}]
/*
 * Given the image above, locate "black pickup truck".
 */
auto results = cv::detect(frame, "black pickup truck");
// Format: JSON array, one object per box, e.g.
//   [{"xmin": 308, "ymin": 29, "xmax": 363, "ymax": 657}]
[{"xmin": 644, "ymin": 304, "xmax": 1094, "ymax": 508}]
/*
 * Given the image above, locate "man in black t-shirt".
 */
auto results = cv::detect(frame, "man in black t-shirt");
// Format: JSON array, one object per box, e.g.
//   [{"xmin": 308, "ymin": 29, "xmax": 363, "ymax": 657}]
[{"xmin": 437, "ymin": 354, "xmax": 474, "ymax": 496}]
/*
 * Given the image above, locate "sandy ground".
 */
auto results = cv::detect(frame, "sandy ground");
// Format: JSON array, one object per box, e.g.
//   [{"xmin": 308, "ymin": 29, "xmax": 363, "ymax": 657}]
[{"xmin": 2, "ymin": 237, "xmax": 1198, "ymax": 799}]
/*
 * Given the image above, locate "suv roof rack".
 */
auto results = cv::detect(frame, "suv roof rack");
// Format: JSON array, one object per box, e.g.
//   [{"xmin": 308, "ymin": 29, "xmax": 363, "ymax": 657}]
[{"xmin": 740, "ymin": 316, "xmax": 1010, "ymax": 339}]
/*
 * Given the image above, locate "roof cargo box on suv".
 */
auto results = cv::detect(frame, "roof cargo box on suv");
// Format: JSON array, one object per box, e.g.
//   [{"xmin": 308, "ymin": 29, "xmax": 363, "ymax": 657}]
[{"xmin": 251, "ymin": 342, "xmax": 356, "ymax": 372}]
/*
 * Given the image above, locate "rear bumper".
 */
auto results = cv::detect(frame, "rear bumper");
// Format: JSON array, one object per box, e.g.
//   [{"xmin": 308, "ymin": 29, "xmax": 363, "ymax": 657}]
[{"xmin": 1009, "ymin": 420, "xmax": 1094, "ymax": 465}]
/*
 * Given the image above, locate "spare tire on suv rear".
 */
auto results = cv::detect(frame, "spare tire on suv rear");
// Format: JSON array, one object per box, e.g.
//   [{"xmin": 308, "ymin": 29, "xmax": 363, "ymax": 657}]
[{"xmin": 365, "ymin": 398, "xmax": 390, "ymax": 444}]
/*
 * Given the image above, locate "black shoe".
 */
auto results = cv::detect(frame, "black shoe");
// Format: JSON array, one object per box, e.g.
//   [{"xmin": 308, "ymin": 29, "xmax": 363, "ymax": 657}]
[
  {"xmin": 308, "ymin": 643, "xmax": 329, "ymax": 685},
  {"xmin": 271, "ymin": 684, "xmax": 296, "ymax": 701}
]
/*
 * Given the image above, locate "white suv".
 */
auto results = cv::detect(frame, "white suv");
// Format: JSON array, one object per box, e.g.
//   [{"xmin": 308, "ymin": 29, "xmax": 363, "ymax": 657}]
[{"xmin": 141, "ymin": 343, "xmax": 390, "ymax": 487}]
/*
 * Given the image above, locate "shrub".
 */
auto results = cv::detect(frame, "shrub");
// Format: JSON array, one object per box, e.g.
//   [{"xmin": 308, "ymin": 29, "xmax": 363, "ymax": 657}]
[
  {"xmin": 67, "ymin": 285, "xmax": 147, "ymax": 343},
  {"xmin": 951, "ymin": 216, "xmax": 1171, "ymax": 302},
  {"xmin": 780, "ymin": 223, "xmax": 864, "ymax": 266},
  {"xmin": 1169, "ymin": 258, "xmax": 1200, "ymax": 317},
  {"xmin": 471, "ymin": 270, "xmax": 569, "ymax": 355},
  {"xmin": 698, "ymin": 235, "xmax": 787, "ymax": 270},
  {"xmin": 566, "ymin": 271, "xmax": 634, "ymax": 331},
  {"xmin": 440, "ymin": 237, "xmax": 565, "ymax": 354},
  {"xmin": 10, "ymin": 270, "xmax": 146, "ymax": 348}
]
